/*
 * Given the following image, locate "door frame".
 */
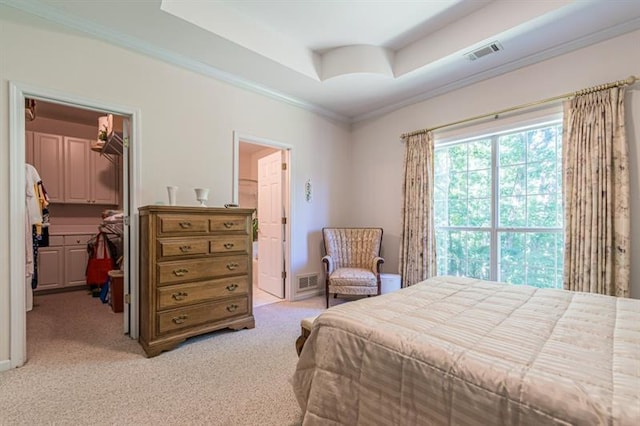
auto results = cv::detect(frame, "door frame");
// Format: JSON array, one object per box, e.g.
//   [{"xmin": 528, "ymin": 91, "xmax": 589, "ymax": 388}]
[
  {"xmin": 232, "ymin": 131, "xmax": 292, "ymax": 301},
  {"xmin": 8, "ymin": 82, "xmax": 142, "ymax": 368}
]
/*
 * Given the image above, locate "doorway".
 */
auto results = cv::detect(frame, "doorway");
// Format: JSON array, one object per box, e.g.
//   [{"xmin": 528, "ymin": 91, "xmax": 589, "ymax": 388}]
[
  {"xmin": 233, "ymin": 132, "xmax": 292, "ymax": 303},
  {"xmin": 8, "ymin": 82, "xmax": 141, "ymax": 368}
]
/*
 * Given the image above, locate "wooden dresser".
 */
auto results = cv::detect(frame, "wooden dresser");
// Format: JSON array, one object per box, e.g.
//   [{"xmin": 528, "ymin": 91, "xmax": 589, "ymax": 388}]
[{"xmin": 138, "ymin": 205, "xmax": 255, "ymax": 357}]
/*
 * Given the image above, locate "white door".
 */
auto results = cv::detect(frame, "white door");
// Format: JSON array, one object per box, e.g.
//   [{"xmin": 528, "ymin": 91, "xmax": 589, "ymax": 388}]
[{"xmin": 257, "ymin": 151, "xmax": 284, "ymax": 298}]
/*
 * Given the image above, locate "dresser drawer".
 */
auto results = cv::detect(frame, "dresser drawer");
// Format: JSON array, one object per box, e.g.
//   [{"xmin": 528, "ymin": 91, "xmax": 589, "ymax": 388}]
[
  {"xmin": 158, "ymin": 238, "xmax": 209, "ymax": 258},
  {"xmin": 158, "ymin": 296, "xmax": 248, "ymax": 334},
  {"xmin": 209, "ymin": 235, "xmax": 248, "ymax": 254},
  {"xmin": 209, "ymin": 215, "xmax": 248, "ymax": 233},
  {"xmin": 158, "ymin": 215, "xmax": 209, "ymax": 235},
  {"xmin": 157, "ymin": 276, "xmax": 249, "ymax": 309},
  {"xmin": 157, "ymin": 255, "xmax": 249, "ymax": 285}
]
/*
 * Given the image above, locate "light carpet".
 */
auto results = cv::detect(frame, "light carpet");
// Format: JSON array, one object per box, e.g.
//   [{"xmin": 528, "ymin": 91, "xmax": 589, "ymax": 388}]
[{"xmin": 0, "ymin": 290, "xmax": 325, "ymax": 425}]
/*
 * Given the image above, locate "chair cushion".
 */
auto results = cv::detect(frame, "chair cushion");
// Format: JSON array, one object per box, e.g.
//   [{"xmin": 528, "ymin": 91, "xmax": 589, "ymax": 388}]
[{"xmin": 329, "ymin": 267, "xmax": 377, "ymax": 287}]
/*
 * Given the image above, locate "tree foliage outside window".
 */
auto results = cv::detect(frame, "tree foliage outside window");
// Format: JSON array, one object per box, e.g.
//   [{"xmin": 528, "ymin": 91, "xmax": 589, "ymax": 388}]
[{"xmin": 434, "ymin": 122, "xmax": 563, "ymax": 288}]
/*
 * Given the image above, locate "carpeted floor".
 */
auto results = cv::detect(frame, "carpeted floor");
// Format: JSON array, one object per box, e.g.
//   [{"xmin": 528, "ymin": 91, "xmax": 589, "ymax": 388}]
[{"xmin": 0, "ymin": 289, "xmax": 325, "ymax": 425}]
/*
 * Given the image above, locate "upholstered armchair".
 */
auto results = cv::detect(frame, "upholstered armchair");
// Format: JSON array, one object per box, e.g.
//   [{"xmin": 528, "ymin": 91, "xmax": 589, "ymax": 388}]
[{"xmin": 322, "ymin": 227, "xmax": 384, "ymax": 308}]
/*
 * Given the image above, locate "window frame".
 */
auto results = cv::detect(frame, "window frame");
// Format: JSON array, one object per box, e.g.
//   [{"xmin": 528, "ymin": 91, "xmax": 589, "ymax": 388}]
[{"xmin": 434, "ymin": 118, "xmax": 564, "ymax": 286}]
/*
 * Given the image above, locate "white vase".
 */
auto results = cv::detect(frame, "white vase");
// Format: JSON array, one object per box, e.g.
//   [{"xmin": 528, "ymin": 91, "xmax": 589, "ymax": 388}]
[
  {"xmin": 167, "ymin": 186, "xmax": 178, "ymax": 206},
  {"xmin": 194, "ymin": 188, "xmax": 209, "ymax": 207}
]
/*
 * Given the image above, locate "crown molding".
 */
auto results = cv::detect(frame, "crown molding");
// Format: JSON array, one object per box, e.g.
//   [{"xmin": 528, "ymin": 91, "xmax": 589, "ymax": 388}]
[{"xmin": 1, "ymin": 0, "xmax": 350, "ymax": 124}]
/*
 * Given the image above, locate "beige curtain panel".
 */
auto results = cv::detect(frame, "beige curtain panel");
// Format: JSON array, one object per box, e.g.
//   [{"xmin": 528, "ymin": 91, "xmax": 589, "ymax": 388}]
[
  {"xmin": 399, "ymin": 132, "xmax": 437, "ymax": 286},
  {"xmin": 562, "ymin": 87, "xmax": 630, "ymax": 297}
]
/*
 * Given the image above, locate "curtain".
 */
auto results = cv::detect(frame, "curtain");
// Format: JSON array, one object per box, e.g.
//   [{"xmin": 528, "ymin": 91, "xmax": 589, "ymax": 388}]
[
  {"xmin": 562, "ymin": 87, "xmax": 630, "ymax": 297},
  {"xmin": 399, "ymin": 132, "xmax": 437, "ymax": 287}
]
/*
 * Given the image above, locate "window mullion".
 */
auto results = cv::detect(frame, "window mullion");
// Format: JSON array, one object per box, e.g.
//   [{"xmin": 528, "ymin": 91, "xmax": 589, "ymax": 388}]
[{"xmin": 490, "ymin": 135, "xmax": 498, "ymax": 281}]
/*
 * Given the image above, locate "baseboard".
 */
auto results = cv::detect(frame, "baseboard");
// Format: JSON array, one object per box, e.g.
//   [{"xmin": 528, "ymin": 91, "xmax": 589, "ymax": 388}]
[{"xmin": 0, "ymin": 358, "xmax": 11, "ymax": 372}]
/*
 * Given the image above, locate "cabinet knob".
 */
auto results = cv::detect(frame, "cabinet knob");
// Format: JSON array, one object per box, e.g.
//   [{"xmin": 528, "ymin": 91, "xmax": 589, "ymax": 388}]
[
  {"xmin": 223, "ymin": 222, "xmax": 236, "ymax": 229},
  {"xmin": 179, "ymin": 222, "xmax": 192, "ymax": 229},
  {"xmin": 172, "ymin": 268, "xmax": 189, "ymax": 277},
  {"xmin": 226, "ymin": 263, "xmax": 239, "ymax": 271},
  {"xmin": 179, "ymin": 245, "xmax": 192, "ymax": 253},
  {"xmin": 226, "ymin": 283, "xmax": 238, "ymax": 292},
  {"xmin": 223, "ymin": 243, "xmax": 234, "ymax": 250},
  {"xmin": 171, "ymin": 291, "xmax": 188, "ymax": 301},
  {"xmin": 226, "ymin": 304, "xmax": 239, "ymax": 312},
  {"xmin": 172, "ymin": 314, "xmax": 188, "ymax": 324}
]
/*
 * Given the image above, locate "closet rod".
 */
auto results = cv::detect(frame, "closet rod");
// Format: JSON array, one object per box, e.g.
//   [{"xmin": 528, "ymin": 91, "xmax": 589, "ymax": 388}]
[{"xmin": 400, "ymin": 75, "xmax": 638, "ymax": 140}]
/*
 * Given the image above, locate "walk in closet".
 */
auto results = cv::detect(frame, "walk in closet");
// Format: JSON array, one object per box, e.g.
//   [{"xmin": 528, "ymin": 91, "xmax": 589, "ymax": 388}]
[{"xmin": 25, "ymin": 99, "xmax": 126, "ymax": 313}]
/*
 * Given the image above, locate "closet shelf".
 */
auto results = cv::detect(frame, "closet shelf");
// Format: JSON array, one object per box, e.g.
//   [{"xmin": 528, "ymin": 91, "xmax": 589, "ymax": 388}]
[{"xmin": 91, "ymin": 131, "xmax": 124, "ymax": 164}]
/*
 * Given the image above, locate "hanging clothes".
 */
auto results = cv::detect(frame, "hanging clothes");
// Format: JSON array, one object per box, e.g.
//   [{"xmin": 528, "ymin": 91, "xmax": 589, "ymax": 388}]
[
  {"xmin": 35, "ymin": 178, "xmax": 50, "ymax": 248},
  {"xmin": 25, "ymin": 163, "xmax": 42, "ymax": 311},
  {"xmin": 25, "ymin": 163, "xmax": 50, "ymax": 296}
]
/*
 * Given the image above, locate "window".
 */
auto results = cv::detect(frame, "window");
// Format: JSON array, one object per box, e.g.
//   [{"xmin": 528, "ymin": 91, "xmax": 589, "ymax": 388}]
[{"xmin": 434, "ymin": 121, "xmax": 563, "ymax": 288}]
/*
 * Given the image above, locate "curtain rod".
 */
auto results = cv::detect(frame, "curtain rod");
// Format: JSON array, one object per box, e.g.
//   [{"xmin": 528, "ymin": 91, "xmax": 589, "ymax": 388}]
[{"xmin": 400, "ymin": 75, "xmax": 638, "ymax": 140}]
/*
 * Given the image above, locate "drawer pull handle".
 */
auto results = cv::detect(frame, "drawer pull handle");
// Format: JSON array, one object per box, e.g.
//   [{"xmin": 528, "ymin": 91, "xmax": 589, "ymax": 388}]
[
  {"xmin": 171, "ymin": 292, "xmax": 188, "ymax": 301},
  {"xmin": 179, "ymin": 245, "xmax": 192, "ymax": 253},
  {"xmin": 226, "ymin": 262, "xmax": 239, "ymax": 270},
  {"xmin": 226, "ymin": 304, "xmax": 239, "ymax": 312},
  {"xmin": 179, "ymin": 222, "xmax": 192, "ymax": 229},
  {"xmin": 223, "ymin": 222, "xmax": 236, "ymax": 229},
  {"xmin": 173, "ymin": 268, "xmax": 189, "ymax": 277},
  {"xmin": 223, "ymin": 243, "xmax": 235, "ymax": 249},
  {"xmin": 172, "ymin": 314, "xmax": 188, "ymax": 324},
  {"xmin": 226, "ymin": 283, "xmax": 238, "ymax": 292}
]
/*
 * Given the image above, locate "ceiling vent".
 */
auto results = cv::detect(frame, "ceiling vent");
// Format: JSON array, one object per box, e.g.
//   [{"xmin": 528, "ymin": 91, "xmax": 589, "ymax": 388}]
[{"xmin": 465, "ymin": 42, "xmax": 503, "ymax": 61}]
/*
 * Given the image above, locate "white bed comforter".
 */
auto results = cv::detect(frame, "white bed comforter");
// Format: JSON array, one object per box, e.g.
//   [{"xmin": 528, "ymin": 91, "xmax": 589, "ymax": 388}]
[{"xmin": 292, "ymin": 276, "xmax": 640, "ymax": 425}]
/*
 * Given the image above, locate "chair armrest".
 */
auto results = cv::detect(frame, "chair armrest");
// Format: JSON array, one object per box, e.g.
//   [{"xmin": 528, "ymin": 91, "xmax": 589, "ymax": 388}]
[
  {"xmin": 322, "ymin": 255, "xmax": 334, "ymax": 275},
  {"xmin": 372, "ymin": 256, "xmax": 384, "ymax": 273}
]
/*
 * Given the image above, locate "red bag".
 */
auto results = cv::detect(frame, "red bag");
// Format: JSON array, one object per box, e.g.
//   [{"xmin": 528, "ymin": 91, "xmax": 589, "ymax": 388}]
[{"xmin": 86, "ymin": 233, "xmax": 114, "ymax": 286}]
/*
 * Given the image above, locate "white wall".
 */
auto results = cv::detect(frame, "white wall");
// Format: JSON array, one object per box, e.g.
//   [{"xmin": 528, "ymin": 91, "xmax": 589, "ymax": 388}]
[
  {"xmin": 0, "ymin": 11, "xmax": 351, "ymax": 364},
  {"xmin": 350, "ymin": 29, "xmax": 640, "ymax": 299}
]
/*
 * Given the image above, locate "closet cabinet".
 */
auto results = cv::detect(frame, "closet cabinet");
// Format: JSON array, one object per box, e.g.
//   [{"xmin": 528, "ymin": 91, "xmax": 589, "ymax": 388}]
[
  {"xmin": 139, "ymin": 206, "xmax": 255, "ymax": 357},
  {"xmin": 36, "ymin": 236, "xmax": 64, "ymax": 291},
  {"xmin": 25, "ymin": 132, "xmax": 118, "ymax": 205},
  {"xmin": 64, "ymin": 234, "xmax": 93, "ymax": 287},
  {"xmin": 35, "ymin": 233, "xmax": 94, "ymax": 292},
  {"xmin": 30, "ymin": 132, "xmax": 65, "ymax": 203},
  {"xmin": 64, "ymin": 136, "xmax": 118, "ymax": 205}
]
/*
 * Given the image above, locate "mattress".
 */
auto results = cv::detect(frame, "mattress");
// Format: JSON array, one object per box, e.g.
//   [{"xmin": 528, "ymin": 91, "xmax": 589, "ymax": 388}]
[{"xmin": 292, "ymin": 276, "xmax": 640, "ymax": 425}]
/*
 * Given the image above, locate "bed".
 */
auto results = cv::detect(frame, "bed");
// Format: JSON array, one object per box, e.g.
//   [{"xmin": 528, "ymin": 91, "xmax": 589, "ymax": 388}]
[{"xmin": 292, "ymin": 276, "xmax": 640, "ymax": 425}]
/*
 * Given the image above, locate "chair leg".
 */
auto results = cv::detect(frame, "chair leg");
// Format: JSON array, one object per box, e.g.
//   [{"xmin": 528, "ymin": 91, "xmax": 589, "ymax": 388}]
[{"xmin": 326, "ymin": 290, "xmax": 329, "ymax": 308}]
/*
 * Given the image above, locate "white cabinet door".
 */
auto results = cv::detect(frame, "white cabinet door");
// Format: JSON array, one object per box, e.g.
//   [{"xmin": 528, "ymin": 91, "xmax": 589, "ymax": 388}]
[
  {"xmin": 91, "ymin": 149, "xmax": 118, "ymax": 205},
  {"xmin": 64, "ymin": 137, "xmax": 118, "ymax": 205},
  {"xmin": 36, "ymin": 246, "xmax": 64, "ymax": 291},
  {"xmin": 64, "ymin": 136, "xmax": 91, "ymax": 204},
  {"xmin": 64, "ymin": 234, "xmax": 93, "ymax": 286},
  {"xmin": 33, "ymin": 132, "xmax": 65, "ymax": 203}
]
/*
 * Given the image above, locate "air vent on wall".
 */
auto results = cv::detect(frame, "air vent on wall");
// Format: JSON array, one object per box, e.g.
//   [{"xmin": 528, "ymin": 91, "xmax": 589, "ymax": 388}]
[
  {"xmin": 465, "ymin": 41, "xmax": 503, "ymax": 61},
  {"xmin": 297, "ymin": 273, "xmax": 319, "ymax": 291}
]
